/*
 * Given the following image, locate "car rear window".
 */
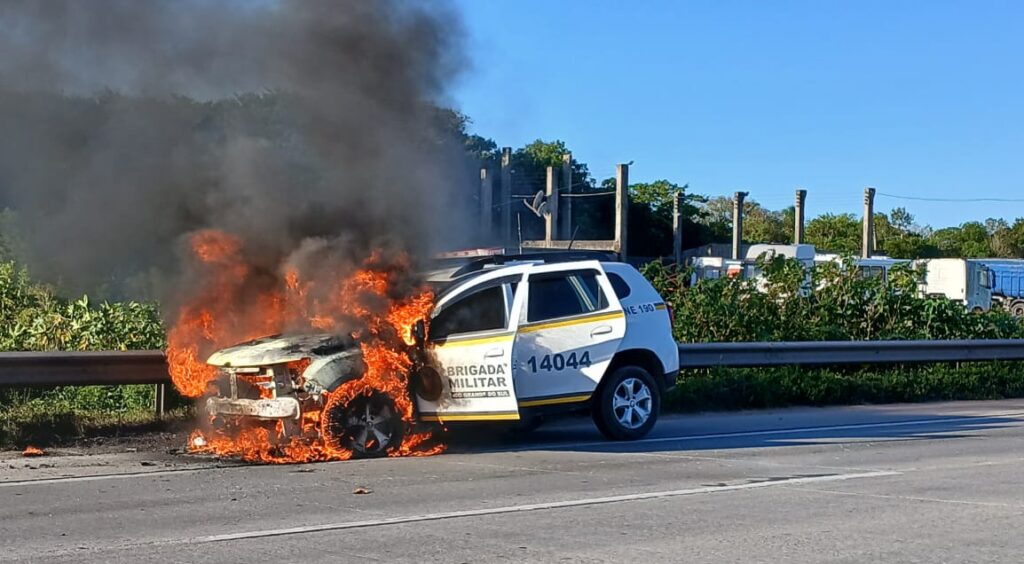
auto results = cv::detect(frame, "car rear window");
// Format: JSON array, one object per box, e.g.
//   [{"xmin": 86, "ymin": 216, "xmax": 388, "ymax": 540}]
[{"xmin": 607, "ymin": 272, "xmax": 632, "ymax": 299}]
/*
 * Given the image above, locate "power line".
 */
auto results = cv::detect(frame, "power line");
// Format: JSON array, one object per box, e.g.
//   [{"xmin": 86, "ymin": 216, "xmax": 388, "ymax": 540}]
[
  {"xmin": 560, "ymin": 191, "xmax": 615, "ymax": 198},
  {"xmin": 877, "ymin": 192, "xmax": 1024, "ymax": 203}
]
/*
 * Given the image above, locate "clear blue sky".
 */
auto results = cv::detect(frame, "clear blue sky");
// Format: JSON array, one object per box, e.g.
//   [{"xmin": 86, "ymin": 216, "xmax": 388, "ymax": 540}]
[{"xmin": 450, "ymin": 0, "xmax": 1024, "ymax": 229}]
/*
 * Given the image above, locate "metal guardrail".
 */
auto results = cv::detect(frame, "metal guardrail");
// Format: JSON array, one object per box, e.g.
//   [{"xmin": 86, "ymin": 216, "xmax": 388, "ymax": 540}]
[
  {"xmin": 0, "ymin": 340, "xmax": 1022, "ymax": 413},
  {"xmin": 678, "ymin": 339, "xmax": 1024, "ymax": 368},
  {"xmin": 0, "ymin": 351, "xmax": 170, "ymax": 415},
  {"xmin": 0, "ymin": 351, "xmax": 168, "ymax": 387}
]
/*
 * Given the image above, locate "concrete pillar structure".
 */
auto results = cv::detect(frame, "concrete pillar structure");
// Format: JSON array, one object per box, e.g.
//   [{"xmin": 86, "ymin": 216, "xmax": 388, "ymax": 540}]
[
  {"xmin": 615, "ymin": 164, "xmax": 629, "ymax": 260},
  {"xmin": 732, "ymin": 191, "xmax": 748, "ymax": 260},
  {"xmin": 862, "ymin": 187, "xmax": 876, "ymax": 258}
]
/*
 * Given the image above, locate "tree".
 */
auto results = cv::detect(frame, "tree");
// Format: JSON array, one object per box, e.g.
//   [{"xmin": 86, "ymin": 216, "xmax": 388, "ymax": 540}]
[
  {"xmin": 625, "ymin": 180, "xmax": 708, "ymax": 256},
  {"xmin": 990, "ymin": 218, "xmax": 1024, "ymax": 258},
  {"xmin": 696, "ymin": 196, "xmax": 790, "ymax": 244},
  {"xmin": 927, "ymin": 222, "xmax": 992, "ymax": 258},
  {"xmin": 805, "ymin": 213, "xmax": 861, "ymax": 254}
]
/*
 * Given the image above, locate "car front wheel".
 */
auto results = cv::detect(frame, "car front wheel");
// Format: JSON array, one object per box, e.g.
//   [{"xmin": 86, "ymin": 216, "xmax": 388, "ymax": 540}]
[
  {"xmin": 323, "ymin": 391, "xmax": 405, "ymax": 458},
  {"xmin": 593, "ymin": 365, "xmax": 660, "ymax": 440}
]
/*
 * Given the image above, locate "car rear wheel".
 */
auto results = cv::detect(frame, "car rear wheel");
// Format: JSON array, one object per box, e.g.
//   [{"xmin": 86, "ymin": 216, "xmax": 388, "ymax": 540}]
[
  {"xmin": 592, "ymin": 366, "xmax": 660, "ymax": 440},
  {"xmin": 323, "ymin": 391, "xmax": 404, "ymax": 458},
  {"xmin": 1011, "ymin": 300, "xmax": 1024, "ymax": 317}
]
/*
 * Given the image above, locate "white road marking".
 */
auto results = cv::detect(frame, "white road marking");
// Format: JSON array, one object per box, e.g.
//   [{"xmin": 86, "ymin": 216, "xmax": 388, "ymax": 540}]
[
  {"xmin": 0, "ymin": 466, "xmax": 228, "ymax": 488},
  {"xmin": 788, "ymin": 486, "xmax": 1024, "ymax": 509},
  {"xmin": 190, "ymin": 470, "xmax": 899, "ymax": 544},
  {"xmin": 512, "ymin": 411, "xmax": 1024, "ymax": 452}
]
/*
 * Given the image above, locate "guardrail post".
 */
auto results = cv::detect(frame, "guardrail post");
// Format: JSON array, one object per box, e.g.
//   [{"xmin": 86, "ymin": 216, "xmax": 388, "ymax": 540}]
[{"xmin": 154, "ymin": 383, "xmax": 166, "ymax": 417}]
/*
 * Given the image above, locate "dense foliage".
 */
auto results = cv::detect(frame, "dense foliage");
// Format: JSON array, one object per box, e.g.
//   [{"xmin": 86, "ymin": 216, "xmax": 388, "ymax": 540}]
[
  {"xmin": 643, "ymin": 257, "xmax": 1024, "ymax": 411},
  {"xmin": 0, "ymin": 262, "xmax": 164, "ymax": 351},
  {"xmin": 0, "ymin": 261, "xmax": 165, "ymax": 446},
  {"xmin": 643, "ymin": 257, "xmax": 1024, "ymax": 343}
]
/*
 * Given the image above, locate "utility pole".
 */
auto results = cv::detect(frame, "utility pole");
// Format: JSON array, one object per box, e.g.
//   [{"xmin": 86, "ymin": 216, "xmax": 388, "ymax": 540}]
[
  {"xmin": 479, "ymin": 167, "xmax": 493, "ymax": 239},
  {"xmin": 672, "ymin": 191, "xmax": 683, "ymax": 264},
  {"xmin": 545, "ymin": 166, "xmax": 559, "ymax": 243},
  {"xmin": 732, "ymin": 191, "xmax": 748, "ymax": 260},
  {"xmin": 560, "ymin": 153, "xmax": 573, "ymax": 240},
  {"xmin": 794, "ymin": 189, "xmax": 807, "ymax": 244},
  {"xmin": 862, "ymin": 187, "xmax": 876, "ymax": 258},
  {"xmin": 500, "ymin": 147, "xmax": 512, "ymax": 248},
  {"xmin": 615, "ymin": 163, "xmax": 629, "ymax": 260}
]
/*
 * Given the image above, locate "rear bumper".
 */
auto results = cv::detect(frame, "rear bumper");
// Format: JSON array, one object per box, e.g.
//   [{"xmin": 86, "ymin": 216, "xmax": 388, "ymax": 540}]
[{"xmin": 206, "ymin": 397, "xmax": 301, "ymax": 420}]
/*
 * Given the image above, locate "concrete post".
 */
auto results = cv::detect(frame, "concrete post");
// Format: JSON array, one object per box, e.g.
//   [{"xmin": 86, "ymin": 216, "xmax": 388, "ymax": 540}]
[
  {"xmin": 545, "ymin": 166, "xmax": 559, "ymax": 243},
  {"xmin": 732, "ymin": 191, "xmax": 748, "ymax": 260},
  {"xmin": 862, "ymin": 187, "xmax": 876, "ymax": 258},
  {"xmin": 615, "ymin": 163, "xmax": 629, "ymax": 260},
  {"xmin": 560, "ymin": 153, "xmax": 573, "ymax": 239},
  {"xmin": 500, "ymin": 147, "xmax": 512, "ymax": 247},
  {"xmin": 672, "ymin": 191, "xmax": 683, "ymax": 264},
  {"xmin": 794, "ymin": 189, "xmax": 807, "ymax": 244},
  {"xmin": 480, "ymin": 168, "xmax": 493, "ymax": 239}
]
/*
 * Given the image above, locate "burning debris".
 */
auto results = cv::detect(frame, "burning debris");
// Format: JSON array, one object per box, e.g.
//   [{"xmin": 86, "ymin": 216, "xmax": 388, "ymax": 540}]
[
  {"xmin": 22, "ymin": 446, "xmax": 46, "ymax": 458},
  {"xmin": 0, "ymin": 1, "xmax": 473, "ymax": 462}
]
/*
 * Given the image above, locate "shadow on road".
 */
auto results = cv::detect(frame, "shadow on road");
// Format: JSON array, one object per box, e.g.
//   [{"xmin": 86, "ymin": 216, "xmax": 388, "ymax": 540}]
[{"xmin": 441, "ymin": 407, "xmax": 1023, "ymax": 455}]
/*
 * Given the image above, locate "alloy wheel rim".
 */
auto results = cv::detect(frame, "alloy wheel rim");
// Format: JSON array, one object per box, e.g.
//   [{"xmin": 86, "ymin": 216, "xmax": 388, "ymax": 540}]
[{"xmin": 612, "ymin": 377, "xmax": 652, "ymax": 429}]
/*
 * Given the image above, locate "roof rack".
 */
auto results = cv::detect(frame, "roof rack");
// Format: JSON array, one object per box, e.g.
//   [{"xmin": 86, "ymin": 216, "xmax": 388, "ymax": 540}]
[{"xmin": 449, "ymin": 250, "xmax": 618, "ymax": 278}]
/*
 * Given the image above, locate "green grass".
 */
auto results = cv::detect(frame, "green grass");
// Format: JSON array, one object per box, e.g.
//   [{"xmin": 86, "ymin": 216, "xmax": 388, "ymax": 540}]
[{"xmin": 0, "ymin": 385, "xmax": 189, "ymax": 449}]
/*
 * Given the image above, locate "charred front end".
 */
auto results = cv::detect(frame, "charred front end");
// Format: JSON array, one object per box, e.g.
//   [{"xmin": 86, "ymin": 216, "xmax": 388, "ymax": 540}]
[{"xmin": 204, "ymin": 334, "xmax": 364, "ymax": 436}]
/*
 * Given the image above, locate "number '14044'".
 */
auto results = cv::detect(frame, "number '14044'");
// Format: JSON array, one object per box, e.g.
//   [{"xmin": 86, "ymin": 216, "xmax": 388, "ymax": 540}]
[{"xmin": 525, "ymin": 351, "xmax": 591, "ymax": 372}]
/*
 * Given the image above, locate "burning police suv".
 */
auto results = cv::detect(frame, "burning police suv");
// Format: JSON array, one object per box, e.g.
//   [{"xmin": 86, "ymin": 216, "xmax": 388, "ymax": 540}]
[{"xmin": 203, "ymin": 253, "xmax": 679, "ymax": 458}]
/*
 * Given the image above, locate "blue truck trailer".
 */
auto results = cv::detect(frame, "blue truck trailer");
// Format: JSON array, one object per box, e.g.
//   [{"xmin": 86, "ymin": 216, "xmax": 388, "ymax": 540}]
[{"xmin": 979, "ymin": 260, "xmax": 1024, "ymax": 316}]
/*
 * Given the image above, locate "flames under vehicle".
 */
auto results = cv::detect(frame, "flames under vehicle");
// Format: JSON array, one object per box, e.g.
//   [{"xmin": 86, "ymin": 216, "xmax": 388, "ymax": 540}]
[{"xmin": 202, "ymin": 255, "xmax": 681, "ymax": 458}]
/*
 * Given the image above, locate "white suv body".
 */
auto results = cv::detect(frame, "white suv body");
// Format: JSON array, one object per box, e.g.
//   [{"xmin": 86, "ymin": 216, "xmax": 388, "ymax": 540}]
[{"xmin": 418, "ymin": 259, "xmax": 678, "ymax": 425}]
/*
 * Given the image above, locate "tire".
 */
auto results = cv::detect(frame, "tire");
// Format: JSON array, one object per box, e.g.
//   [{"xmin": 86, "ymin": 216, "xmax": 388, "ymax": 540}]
[
  {"xmin": 1011, "ymin": 300, "xmax": 1024, "ymax": 317},
  {"xmin": 323, "ymin": 391, "xmax": 404, "ymax": 458},
  {"xmin": 592, "ymin": 365, "xmax": 660, "ymax": 441}
]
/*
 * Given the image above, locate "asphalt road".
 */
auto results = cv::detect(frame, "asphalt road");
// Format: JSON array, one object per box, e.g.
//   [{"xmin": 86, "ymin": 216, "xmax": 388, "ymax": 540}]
[{"xmin": 3, "ymin": 399, "xmax": 1024, "ymax": 563}]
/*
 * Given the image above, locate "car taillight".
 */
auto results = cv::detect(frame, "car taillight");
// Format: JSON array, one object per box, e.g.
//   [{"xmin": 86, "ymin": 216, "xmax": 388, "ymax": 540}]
[{"xmin": 666, "ymin": 303, "xmax": 675, "ymax": 329}]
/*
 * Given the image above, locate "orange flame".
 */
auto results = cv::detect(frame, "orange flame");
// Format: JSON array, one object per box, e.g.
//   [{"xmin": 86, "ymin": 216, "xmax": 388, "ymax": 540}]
[{"xmin": 167, "ymin": 230, "xmax": 441, "ymax": 463}]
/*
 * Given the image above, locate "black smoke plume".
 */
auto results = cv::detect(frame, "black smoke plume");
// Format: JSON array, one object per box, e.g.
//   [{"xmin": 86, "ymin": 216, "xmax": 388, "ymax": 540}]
[{"xmin": 0, "ymin": 0, "xmax": 471, "ymax": 310}]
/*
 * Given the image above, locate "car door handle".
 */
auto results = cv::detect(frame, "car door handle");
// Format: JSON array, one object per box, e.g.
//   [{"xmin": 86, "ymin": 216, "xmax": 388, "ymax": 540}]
[
  {"xmin": 484, "ymin": 348, "xmax": 505, "ymax": 359},
  {"xmin": 590, "ymin": 325, "xmax": 613, "ymax": 337}
]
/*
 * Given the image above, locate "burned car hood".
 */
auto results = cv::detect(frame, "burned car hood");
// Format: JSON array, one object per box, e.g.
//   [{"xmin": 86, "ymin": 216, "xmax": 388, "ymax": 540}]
[{"xmin": 206, "ymin": 333, "xmax": 357, "ymax": 367}]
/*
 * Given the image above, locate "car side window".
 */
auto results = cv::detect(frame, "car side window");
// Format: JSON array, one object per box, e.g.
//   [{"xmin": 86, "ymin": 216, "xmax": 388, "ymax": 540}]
[
  {"xmin": 430, "ymin": 285, "xmax": 506, "ymax": 340},
  {"xmin": 527, "ymin": 271, "xmax": 606, "ymax": 323}
]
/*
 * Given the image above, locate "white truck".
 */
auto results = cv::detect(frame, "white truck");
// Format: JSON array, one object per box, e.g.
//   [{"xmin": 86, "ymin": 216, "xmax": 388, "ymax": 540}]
[
  {"xmin": 814, "ymin": 255, "xmax": 910, "ymax": 282},
  {"xmin": 691, "ymin": 244, "xmax": 816, "ymax": 285},
  {"xmin": 204, "ymin": 253, "xmax": 680, "ymax": 457},
  {"xmin": 914, "ymin": 258, "xmax": 994, "ymax": 312}
]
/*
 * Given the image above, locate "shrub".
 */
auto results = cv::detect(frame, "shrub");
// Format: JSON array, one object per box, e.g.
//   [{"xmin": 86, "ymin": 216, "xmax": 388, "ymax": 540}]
[{"xmin": 642, "ymin": 257, "xmax": 1024, "ymax": 411}]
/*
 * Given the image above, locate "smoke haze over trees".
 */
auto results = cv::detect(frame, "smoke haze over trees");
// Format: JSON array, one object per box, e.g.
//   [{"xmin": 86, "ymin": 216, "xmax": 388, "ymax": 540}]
[{"xmin": 0, "ymin": 0, "xmax": 1020, "ymax": 309}]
